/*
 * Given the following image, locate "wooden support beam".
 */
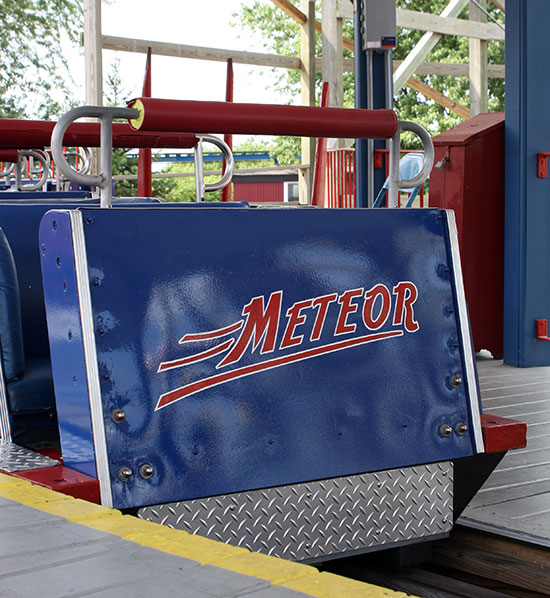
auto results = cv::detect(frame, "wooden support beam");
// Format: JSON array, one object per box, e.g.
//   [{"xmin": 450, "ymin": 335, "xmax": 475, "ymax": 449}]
[
  {"xmin": 300, "ymin": 0, "xmax": 316, "ymax": 204},
  {"xmin": 491, "ymin": 0, "xmax": 505, "ymax": 12},
  {"xmin": 101, "ymin": 35, "xmax": 301, "ymax": 70},
  {"xmin": 393, "ymin": 61, "xmax": 504, "ymax": 78},
  {"xmin": 271, "ymin": 0, "xmax": 468, "ymax": 118},
  {"xmin": 406, "ymin": 76, "xmax": 470, "ymax": 118},
  {"xmin": 393, "ymin": 0, "xmax": 470, "ymax": 93},
  {"xmin": 322, "ymin": 0, "xmax": 344, "ymax": 109},
  {"xmin": 469, "ymin": 0, "xmax": 489, "ymax": 116},
  {"xmin": 84, "ymin": 0, "xmax": 103, "ymax": 106},
  {"xmin": 397, "ymin": 8, "xmax": 504, "ymax": 41}
]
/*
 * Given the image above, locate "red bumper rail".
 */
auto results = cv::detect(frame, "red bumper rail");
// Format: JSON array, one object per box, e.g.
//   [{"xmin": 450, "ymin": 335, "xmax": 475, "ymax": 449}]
[
  {"xmin": 481, "ymin": 413, "xmax": 527, "ymax": 453},
  {"xmin": 0, "ymin": 119, "xmax": 199, "ymax": 150},
  {"xmin": 0, "ymin": 149, "xmax": 19, "ymax": 162},
  {"xmin": 127, "ymin": 98, "xmax": 399, "ymax": 140}
]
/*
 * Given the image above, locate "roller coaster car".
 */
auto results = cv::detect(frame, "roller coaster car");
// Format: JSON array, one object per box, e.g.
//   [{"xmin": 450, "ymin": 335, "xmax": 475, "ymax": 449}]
[{"xmin": 0, "ymin": 104, "xmax": 526, "ymax": 563}]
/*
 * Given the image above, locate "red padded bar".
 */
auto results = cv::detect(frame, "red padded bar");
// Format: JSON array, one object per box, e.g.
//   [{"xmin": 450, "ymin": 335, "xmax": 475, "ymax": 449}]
[
  {"xmin": 0, "ymin": 149, "xmax": 19, "ymax": 162},
  {"xmin": 481, "ymin": 413, "xmax": 527, "ymax": 453},
  {"xmin": 128, "ymin": 98, "xmax": 399, "ymax": 139},
  {"xmin": 0, "ymin": 119, "xmax": 199, "ymax": 150}
]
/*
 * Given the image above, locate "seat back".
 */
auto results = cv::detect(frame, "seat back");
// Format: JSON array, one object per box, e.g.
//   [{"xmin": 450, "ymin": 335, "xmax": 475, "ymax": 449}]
[{"xmin": 0, "ymin": 227, "xmax": 25, "ymax": 382}]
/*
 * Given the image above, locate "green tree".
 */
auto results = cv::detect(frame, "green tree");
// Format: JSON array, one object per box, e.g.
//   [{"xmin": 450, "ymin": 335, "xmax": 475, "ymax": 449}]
[
  {"xmin": 235, "ymin": 0, "xmax": 505, "ymax": 150},
  {"xmin": 0, "ymin": 0, "xmax": 82, "ymax": 119}
]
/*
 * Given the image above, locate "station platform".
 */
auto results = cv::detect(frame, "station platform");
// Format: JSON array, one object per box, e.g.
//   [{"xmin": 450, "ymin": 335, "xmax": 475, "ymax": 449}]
[
  {"xmin": 0, "ymin": 473, "xmax": 408, "ymax": 598},
  {"xmin": 459, "ymin": 355, "xmax": 550, "ymax": 548}
]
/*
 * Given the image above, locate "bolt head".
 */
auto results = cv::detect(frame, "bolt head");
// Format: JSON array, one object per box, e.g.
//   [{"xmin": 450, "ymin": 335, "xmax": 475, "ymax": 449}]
[
  {"xmin": 139, "ymin": 464, "xmax": 154, "ymax": 479},
  {"xmin": 450, "ymin": 375, "xmax": 462, "ymax": 388},
  {"xmin": 118, "ymin": 467, "xmax": 132, "ymax": 482},
  {"xmin": 440, "ymin": 424, "xmax": 453, "ymax": 437},
  {"xmin": 455, "ymin": 422, "xmax": 468, "ymax": 435},
  {"xmin": 111, "ymin": 409, "xmax": 126, "ymax": 423}
]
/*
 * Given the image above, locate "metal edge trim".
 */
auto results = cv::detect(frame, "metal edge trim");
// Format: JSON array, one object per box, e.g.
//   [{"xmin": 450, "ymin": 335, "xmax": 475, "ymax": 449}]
[
  {"xmin": 70, "ymin": 211, "xmax": 112, "ymax": 507},
  {"xmin": 0, "ymin": 361, "xmax": 12, "ymax": 443},
  {"xmin": 445, "ymin": 210, "xmax": 484, "ymax": 453}
]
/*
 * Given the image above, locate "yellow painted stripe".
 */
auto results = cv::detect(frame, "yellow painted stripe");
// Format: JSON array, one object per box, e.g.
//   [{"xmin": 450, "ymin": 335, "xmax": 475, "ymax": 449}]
[{"xmin": 0, "ymin": 472, "xmax": 415, "ymax": 597}]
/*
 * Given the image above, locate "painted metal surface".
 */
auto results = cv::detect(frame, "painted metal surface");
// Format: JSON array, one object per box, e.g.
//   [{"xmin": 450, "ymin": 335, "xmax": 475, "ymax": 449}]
[
  {"xmin": 12, "ymin": 464, "xmax": 101, "ymax": 503},
  {"xmin": 41, "ymin": 206, "xmax": 481, "ymax": 509},
  {"xmin": 504, "ymin": 0, "xmax": 550, "ymax": 366},
  {"xmin": 139, "ymin": 462, "xmax": 453, "ymax": 562},
  {"xmin": 430, "ymin": 113, "xmax": 505, "ymax": 360}
]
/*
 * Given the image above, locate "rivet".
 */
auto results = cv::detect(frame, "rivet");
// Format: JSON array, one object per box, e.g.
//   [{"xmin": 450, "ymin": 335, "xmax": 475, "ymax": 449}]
[
  {"xmin": 456, "ymin": 422, "xmax": 468, "ymax": 435},
  {"xmin": 450, "ymin": 375, "xmax": 462, "ymax": 387},
  {"xmin": 41, "ymin": 244, "xmax": 46, "ymax": 256},
  {"xmin": 118, "ymin": 467, "xmax": 132, "ymax": 482},
  {"xmin": 56, "ymin": 256, "xmax": 61, "ymax": 268},
  {"xmin": 440, "ymin": 424, "xmax": 453, "ymax": 437},
  {"xmin": 63, "ymin": 282, "xmax": 68, "ymax": 292},
  {"xmin": 52, "ymin": 220, "xmax": 58, "ymax": 231},
  {"xmin": 139, "ymin": 464, "xmax": 154, "ymax": 479},
  {"xmin": 68, "ymin": 330, "xmax": 73, "ymax": 341},
  {"xmin": 111, "ymin": 408, "xmax": 126, "ymax": 423},
  {"xmin": 93, "ymin": 277, "xmax": 101, "ymax": 287},
  {"xmin": 85, "ymin": 218, "xmax": 94, "ymax": 225}
]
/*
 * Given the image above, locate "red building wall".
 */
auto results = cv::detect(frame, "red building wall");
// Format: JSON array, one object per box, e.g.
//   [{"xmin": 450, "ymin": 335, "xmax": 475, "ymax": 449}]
[{"xmin": 233, "ymin": 182, "xmax": 283, "ymax": 203}]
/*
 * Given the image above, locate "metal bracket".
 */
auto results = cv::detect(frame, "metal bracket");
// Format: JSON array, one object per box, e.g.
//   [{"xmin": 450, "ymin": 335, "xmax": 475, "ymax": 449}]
[
  {"xmin": 536, "ymin": 318, "xmax": 550, "ymax": 341},
  {"xmin": 537, "ymin": 152, "xmax": 550, "ymax": 178}
]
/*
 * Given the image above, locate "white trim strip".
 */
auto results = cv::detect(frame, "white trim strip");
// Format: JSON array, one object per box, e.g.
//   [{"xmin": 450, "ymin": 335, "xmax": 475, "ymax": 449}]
[
  {"xmin": 0, "ymin": 362, "xmax": 12, "ymax": 443},
  {"xmin": 446, "ymin": 210, "xmax": 485, "ymax": 453},
  {"xmin": 70, "ymin": 211, "xmax": 113, "ymax": 506}
]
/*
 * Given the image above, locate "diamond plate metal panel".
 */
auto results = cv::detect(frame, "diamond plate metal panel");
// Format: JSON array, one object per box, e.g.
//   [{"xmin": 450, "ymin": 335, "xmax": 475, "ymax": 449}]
[
  {"xmin": 139, "ymin": 462, "xmax": 453, "ymax": 561},
  {"xmin": 0, "ymin": 443, "xmax": 60, "ymax": 473}
]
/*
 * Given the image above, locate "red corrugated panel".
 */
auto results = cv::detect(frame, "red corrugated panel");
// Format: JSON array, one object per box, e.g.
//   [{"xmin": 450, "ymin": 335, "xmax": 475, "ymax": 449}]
[{"xmin": 233, "ymin": 182, "xmax": 284, "ymax": 203}]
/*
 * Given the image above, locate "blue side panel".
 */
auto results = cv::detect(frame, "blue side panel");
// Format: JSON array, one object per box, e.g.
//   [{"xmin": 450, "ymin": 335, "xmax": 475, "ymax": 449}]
[
  {"xmin": 39, "ymin": 211, "xmax": 96, "ymax": 477},
  {"xmin": 504, "ymin": 0, "xmax": 550, "ymax": 366},
  {"xmin": 42, "ymin": 206, "xmax": 480, "ymax": 509}
]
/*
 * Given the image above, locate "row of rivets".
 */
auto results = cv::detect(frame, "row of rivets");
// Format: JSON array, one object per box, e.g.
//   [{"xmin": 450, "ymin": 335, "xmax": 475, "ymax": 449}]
[
  {"xmin": 440, "ymin": 423, "xmax": 468, "ymax": 437},
  {"xmin": 118, "ymin": 463, "xmax": 155, "ymax": 482}
]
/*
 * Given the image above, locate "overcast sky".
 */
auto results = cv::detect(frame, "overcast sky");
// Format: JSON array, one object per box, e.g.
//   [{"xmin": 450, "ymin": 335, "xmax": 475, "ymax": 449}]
[{"xmin": 70, "ymin": 0, "xmax": 290, "ymax": 106}]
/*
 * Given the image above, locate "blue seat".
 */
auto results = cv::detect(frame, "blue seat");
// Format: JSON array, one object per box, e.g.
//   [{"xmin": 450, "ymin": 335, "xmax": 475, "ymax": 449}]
[
  {"xmin": 373, "ymin": 152, "xmax": 425, "ymax": 208},
  {"xmin": 0, "ymin": 226, "xmax": 56, "ymax": 441}
]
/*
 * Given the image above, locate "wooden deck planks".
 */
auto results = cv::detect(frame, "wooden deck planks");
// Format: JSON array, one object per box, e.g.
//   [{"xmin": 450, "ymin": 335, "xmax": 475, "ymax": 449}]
[{"xmin": 459, "ymin": 357, "xmax": 550, "ymax": 547}]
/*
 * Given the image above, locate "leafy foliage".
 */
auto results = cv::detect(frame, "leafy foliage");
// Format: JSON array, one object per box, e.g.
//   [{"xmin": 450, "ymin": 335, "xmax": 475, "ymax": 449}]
[
  {"xmin": 235, "ymin": 0, "xmax": 505, "ymax": 153},
  {"xmin": 0, "ymin": 0, "xmax": 82, "ymax": 118}
]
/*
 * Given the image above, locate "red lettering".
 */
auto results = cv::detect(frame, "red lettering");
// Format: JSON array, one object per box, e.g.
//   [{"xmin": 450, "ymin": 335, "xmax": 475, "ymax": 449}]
[
  {"xmin": 392, "ymin": 281, "xmax": 419, "ymax": 332},
  {"xmin": 362, "ymin": 284, "xmax": 391, "ymax": 330},
  {"xmin": 280, "ymin": 299, "xmax": 313, "ymax": 349},
  {"xmin": 217, "ymin": 291, "xmax": 282, "ymax": 368},
  {"xmin": 335, "ymin": 288, "xmax": 364, "ymax": 335},
  {"xmin": 310, "ymin": 293, "xmax": 338, "ymax": 341}
]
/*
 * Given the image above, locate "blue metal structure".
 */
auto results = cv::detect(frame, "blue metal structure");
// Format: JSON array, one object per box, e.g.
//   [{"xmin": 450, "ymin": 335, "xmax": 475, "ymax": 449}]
[
  {"xmin": 125, "ymin": 150, "xmax": 277, "ymax": 164},
  {"xmin": 40, "ymin": 205, "xmax": 483, "ymax": 509},
  {"xmin": 504, "ymin": 0, "xmax": 550, "ymax": 366},
  {"xmin": 354, "ymin": 2, "xmax": 394, "ymax": 208}
]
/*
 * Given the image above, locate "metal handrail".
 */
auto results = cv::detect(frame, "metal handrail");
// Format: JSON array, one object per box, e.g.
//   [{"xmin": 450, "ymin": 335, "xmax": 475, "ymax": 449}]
[
  {"xmin": 387, "ymin": 121, "xmax": 434, "ymax": 209},
  {"xmin": 193, "ymin": 134, "xmax": 234, "ymax": 201},
  {"xmin": 15, "ymin": 150, "xmax": 50, "ymax": 192},
  {"xmin": 52, "ymin": 106, "xmax": 139, "ymax": 208}
]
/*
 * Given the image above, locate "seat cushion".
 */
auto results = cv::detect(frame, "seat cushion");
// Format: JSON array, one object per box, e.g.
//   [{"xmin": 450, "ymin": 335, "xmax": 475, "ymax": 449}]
[{"xmin": 7, "ymin": 358, "xmax": 55, "ymax": 412}]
